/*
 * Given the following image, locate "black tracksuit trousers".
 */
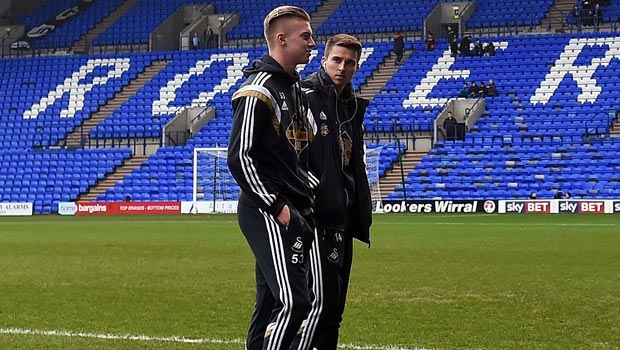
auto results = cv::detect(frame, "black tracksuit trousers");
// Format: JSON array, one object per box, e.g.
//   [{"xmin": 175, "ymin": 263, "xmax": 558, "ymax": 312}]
[
  {"xmin": 292, "ymin": 228, "xmax": 354, "ymax": 350},
  {"xmin": 238, "ymin": 199, "xmax": 312, "ymax": 350}
]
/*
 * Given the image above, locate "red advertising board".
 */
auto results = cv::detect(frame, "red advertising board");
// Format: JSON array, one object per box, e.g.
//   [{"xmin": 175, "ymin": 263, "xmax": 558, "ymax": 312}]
[{"xmin": 70, "ymin": 202, "xmax": 181, "ymax": 215}]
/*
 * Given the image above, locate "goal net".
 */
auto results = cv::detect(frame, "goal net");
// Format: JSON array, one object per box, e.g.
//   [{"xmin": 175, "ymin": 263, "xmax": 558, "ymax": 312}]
[
  {"xmin": 365, "ymin": 144, "xmax": 384, "ymax": 213},
  {"xmin": 192, "ymin": 147, "xmax": 239, "ymax": 213},
  {"xmin": 191, "ymin": 145, "xmax": 384, "ymax": 214}
]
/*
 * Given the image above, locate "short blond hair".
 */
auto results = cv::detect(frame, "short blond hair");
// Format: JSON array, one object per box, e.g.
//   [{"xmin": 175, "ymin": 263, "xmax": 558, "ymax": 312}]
[
  {"xmin": 324, "ymin": 34, "xmax": 362, "ymax": 61},
  {"xmin": 263, "ymin": 6, "xmax": 311, "ymax": 41}
]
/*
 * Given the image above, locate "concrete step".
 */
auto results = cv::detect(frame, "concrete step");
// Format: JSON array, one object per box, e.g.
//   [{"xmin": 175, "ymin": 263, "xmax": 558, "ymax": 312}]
[
  {"xmin": 79, "ymin": 155, "xmax": 149, "ymax": 201},
  {"xmin": 378, "ymin": 150, "xmax": 428, "ymax": 198}
]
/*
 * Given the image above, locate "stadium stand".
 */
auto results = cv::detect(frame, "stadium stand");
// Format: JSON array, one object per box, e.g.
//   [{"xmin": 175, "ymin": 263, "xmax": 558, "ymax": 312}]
[
  {"xmin": 219, "ymin": 0, "xmax": 322, "ymax": 40},
  {"xmin": 94, "ymin": 0, "xmax": 198, "ymax": 47},
  {"xmin": 2, "ymin": 0, "xmax": 620, "ymax": 214},
  {"xmin": 389, "ymin": 32, "xmax": 620, "ymax": 200},
  {"xmin": 94, "ymin": 0, "xmax": 322, "ymax": 45},
  {"xmin": 600, "ymin": 1, "xmax": 620, "ymax": 23},
  {"xmin": 318, "ymin": 0, "xmax": 445, "ymax": 35},
  {"xmin": 466, "ymin": 0, "xmax": 554, "ymax": 29},
  {"xmin": 1, "ymin": 53, "xmax": 157, "ymax": 148},
  {"xmin": 19, "ymin": 0, "xmax": 126, "ymax": 49},
  {"xmin": 0, "ymin": 148, "xmax": 131, "ymax": 214},
  {"xmin": 92, "ymin": 43, "xmax": 388, "ymax": 203}
]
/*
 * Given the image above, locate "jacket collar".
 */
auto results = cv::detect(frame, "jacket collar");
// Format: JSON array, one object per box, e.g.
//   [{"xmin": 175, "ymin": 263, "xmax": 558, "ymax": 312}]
[
  {"xmin": 244, "ymin": 54, "xmax": 299, "ymax": 84},
  {"xmin": 305, "ymin": 67, "xmax": 355, "ymax": 100}
]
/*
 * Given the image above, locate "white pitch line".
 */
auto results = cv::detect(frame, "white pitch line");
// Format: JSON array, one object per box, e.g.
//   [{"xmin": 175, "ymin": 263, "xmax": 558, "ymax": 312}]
[
  {"xmin": 0, "ymin": 327, "xmax": 429, "ymax": 350},
  {"xmin": 0, "ymin": 327, "xmax": 242, "ymax": 345},
  {"xmin": 341, "ymin": 344, "xmax": 432, "ymax": 350}
]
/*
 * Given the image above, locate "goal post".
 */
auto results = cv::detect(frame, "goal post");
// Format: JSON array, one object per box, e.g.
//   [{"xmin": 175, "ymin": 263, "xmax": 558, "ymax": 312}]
[
  {"xmin": 191, "ymin": 145, "xmax": 384, "ymax": 214},
  {"xmin": 365, "ymin": 144, "xmax": 384, "ymax": 213},
  {"xmin": 192, "ymin": 147, "xmax": 238, "ymax": 213}
]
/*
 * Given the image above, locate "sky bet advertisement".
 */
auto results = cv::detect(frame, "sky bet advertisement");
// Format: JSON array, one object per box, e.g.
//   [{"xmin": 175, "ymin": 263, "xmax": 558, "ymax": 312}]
[{"xmin": 499, "ymin": 200, "xmax": 611, "ymax": 214}]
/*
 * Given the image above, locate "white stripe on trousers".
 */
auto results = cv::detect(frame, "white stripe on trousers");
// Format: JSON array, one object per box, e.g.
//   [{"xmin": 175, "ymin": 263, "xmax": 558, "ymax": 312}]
[
  {"xmin": 296, "ymin": 228, "xmax": 323, "ymax": 350},
  {"xmin": 260, "ymin": 209, "xmax": 293, "ymax": 350}
]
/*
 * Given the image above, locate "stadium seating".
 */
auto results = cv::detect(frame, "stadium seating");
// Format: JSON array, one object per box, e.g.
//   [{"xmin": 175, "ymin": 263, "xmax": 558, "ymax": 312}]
[
  {"xmin": 0, "ymin": 148, "xmax": 131, "ymax": 213},
  {"xmin": 95, "ymin": 0, "xmax": 322, "ymax": 45},
  {"xmin": 16, "ymin": 0, "xmax": 579, "ymax": 51},
  {"xmin": 217, "ymin": 0, "xmax": 322, "ymax": 41},
  {"xmin": 0, "ymin": 37, "xmax": 393, "ymax": 212},
  {"xmin": 603, "ymin": 2, "xmax": 620, "ymax": 22},
  {"xmin": 0, "ymin": 53, "xmax": 157, "ymax": 148},
  {"xmin": 466, "ymin": 0, "xmax": 554, "ymax": 29},
  {"xmin": 19, "ymin": 0, "xmax": 125, "ymax": 49},
  {"xmin": 95, "ymin": 0, "xmax": 196, "ymax": 46},
  {"xmin": 386, "ymin": 32, "xmax": 620, "ymax": 200},
  {"xmin": 4, "ymin": 1, "xmax": 620, "ymax": 213},
  {"xmin": 92, "ymin": 43, "xmax": 389, "ymax": 203},
  {"xmin": 318, "ymin": 0, "xmax": 444, "ymax": 36}
]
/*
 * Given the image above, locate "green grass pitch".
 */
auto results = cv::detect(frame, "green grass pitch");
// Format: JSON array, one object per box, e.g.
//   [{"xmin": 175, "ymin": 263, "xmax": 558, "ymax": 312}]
[{"xmin": 1, "ymin": 214, "xmax": 619, "ymax": 350}]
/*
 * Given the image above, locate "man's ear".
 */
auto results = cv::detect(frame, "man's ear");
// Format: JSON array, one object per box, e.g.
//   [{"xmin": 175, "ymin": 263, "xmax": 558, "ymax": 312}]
[{"xmin": 277, "ymin": 33, "xmax": 286, "ymax": 45}]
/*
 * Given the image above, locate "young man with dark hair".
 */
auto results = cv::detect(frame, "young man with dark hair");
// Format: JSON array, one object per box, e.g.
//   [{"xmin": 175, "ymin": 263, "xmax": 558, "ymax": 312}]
[
  {"xmin": 227, "ymin": 6, "xmax": 318, "ymax": 350},
  {"xmin": 295, "ymin": 33, "xmax": 373, "ymax": 350}
]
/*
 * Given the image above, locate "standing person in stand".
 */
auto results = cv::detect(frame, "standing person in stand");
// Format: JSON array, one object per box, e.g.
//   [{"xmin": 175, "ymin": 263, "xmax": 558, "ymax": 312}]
[
  {"xmin": 227, "ymin": 6, "xmax": 318, "ymax": 350},
  {"xmin": 192, "ymin": 32, "xmax": 200, "ymax": 50},
  {"xmin": 425, "ymin": 30, "xmax": 436, "ymax": 51},
  {"xmin": 204, "ymin": 25, "xmax": 215, "ymax": 48},
  {"xmin": 293, "ymin": 33, "xmax": 373, "ymax": 350},
  {"xmin": 443, "ymin": 111, "xmax": 458, "ymax": 141},
  {"xmin": 393, "ymin": 30, "xmax": 404, "ymax": 65}
]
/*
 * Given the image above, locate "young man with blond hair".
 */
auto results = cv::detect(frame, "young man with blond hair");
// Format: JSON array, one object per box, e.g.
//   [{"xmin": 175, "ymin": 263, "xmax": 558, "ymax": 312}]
[
  {"xmin": 295, "ymin": 34, "xmax": 373, "ymax": 350},
  {"xmin": 227, "ymin": 5, "xmax": 318, "ymax": 350}
]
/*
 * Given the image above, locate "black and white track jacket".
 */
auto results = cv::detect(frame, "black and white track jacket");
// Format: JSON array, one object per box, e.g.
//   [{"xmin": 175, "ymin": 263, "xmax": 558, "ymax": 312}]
[{"xmin": 228, "ymin": 54, "xmax": 319, "ymax": 217}]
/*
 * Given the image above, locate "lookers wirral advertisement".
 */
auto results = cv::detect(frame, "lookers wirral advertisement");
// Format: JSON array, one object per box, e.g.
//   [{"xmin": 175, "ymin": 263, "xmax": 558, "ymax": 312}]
[
  {"xmin": 381, "ymin": 200, "xmax": 497, "ymax": 214},
  {"xmin": 381, "ymin": 199, "xmax": 620, "ymax": 214}
]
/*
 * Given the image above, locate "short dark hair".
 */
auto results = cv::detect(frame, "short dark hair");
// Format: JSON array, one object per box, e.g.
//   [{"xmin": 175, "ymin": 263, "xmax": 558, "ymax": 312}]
[{"xmin": 324, "ymin": 34, "xmax": 362, "ymax": 61}]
